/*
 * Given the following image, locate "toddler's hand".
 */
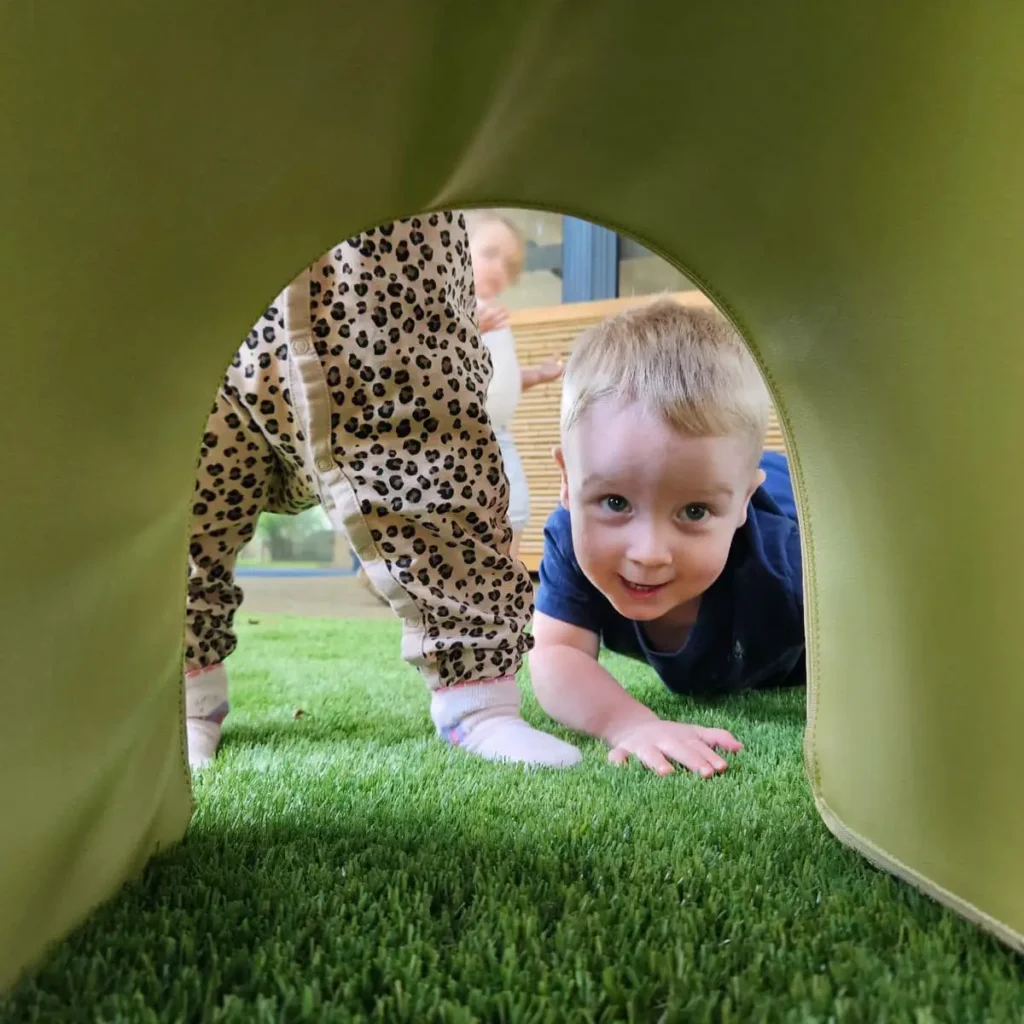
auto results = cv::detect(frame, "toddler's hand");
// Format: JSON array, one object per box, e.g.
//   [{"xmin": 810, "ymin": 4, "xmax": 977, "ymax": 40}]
[
  {"xmin": 607, "ymin": 720, "xmax": 743, "ymax": 778},
  {"xmin": 477, "ymin": 301, "xmax": 510, "ymax": 334},
  {"xmin": 536, "ymin": 356, "xmax": 564, "ymax": 383}
]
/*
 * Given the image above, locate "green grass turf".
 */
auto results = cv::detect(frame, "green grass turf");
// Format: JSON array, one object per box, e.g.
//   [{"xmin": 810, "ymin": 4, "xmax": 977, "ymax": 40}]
[{"xmin": 3, "ymin": 617, "xmax": 1022, "ymax": 1023}]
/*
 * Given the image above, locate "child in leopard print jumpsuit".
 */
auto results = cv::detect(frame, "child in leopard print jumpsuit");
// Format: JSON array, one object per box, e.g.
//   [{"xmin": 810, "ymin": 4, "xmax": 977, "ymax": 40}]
[{"xmin": 185, "ymin": 213, "xmax": 580, "ymax": 771}]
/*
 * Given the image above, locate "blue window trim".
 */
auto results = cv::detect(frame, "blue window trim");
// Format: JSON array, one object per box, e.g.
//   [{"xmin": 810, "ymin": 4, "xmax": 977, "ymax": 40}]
[{"xmin": 561, "ymin": 217, "xmax": 619, "ymax": 303}]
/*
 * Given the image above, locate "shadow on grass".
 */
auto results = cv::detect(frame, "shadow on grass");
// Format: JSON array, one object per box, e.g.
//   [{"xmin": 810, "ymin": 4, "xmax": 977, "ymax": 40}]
[
  {"xmin": 220, "ymin": 709, "xmax": 429, "ymax": 751},
  {"xmin": 5, "ymin": 793, "xmax": 1022, "ymax": 1023}
]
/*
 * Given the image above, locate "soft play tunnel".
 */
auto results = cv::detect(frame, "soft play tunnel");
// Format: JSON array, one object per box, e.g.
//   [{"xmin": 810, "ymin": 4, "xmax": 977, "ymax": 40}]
[{"xmin": 2, "ymin": 1, "xmax": 1022, "ymax": 988}]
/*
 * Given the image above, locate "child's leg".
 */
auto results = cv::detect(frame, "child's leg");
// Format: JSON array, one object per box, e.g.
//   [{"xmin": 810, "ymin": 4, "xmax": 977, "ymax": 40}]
[
  {"xmin": 184, "ymin": 349, "xmax": 316, "ymax": 769},
  {"xmin": 297, "ymin": 214, "xmax": 578, "ymax": 768},
  {"xmin": 494, "ymin": 427, "xmax": 530, "ymax": 562}
]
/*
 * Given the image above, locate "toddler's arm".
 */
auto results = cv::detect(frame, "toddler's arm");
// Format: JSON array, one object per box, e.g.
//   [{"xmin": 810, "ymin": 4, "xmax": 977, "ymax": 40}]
[
  {"xmin": 477, "ymin": 298, "xmax": 561, "ymax": 391},
  {"xmin": 530, "ymin": 611, "xmax": 743, "ymax": 777},
  {"xmin": 520, "ymin": 357, "xmax": 562, "ymax": 391},
  {"xmin": 530, "ymin": 612, "xmax": 659, "ymax": 742}
]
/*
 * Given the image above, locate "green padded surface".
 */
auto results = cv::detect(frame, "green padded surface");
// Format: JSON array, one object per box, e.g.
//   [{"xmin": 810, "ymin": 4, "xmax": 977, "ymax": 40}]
[{"xmin": 1, "ymin": 0, "xmax": 1021, "ymax": 988}]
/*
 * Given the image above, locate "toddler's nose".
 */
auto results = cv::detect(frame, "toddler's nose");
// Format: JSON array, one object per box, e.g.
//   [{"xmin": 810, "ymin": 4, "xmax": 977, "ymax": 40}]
[{"xmin": 625, "ymin": 526, "xmax": 672, "ymax": 569}]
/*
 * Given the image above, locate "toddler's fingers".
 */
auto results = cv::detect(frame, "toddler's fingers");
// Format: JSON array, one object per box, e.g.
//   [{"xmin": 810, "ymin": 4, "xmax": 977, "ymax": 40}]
[
  {"xmin": 696, "ymin": 727, "xmax": 744, "ymax": 752},
  {"xmin": 664, "ymin": 737, "xmax": 727, "ymax": 777},
  {"xmin": 476, "ymin": 302, "xmax": 509, "ymax": 332},
  {"xmin": 681, "ymin": 745, "xmax": 722, "ymax": 778},
  {"xmin": 608, "ymin": 744, "xmax": 674, "ymax": 776},
  {"xmin": 693, "ymin": 741, "xmax": 729, "ymax": 774},
  {"xmin": 637, "ymin": 744, "xmax": 676, "ymax": 776},
  {"xmin": 608, "ymin": 745, "xmax": 629, "ymax": 767}
]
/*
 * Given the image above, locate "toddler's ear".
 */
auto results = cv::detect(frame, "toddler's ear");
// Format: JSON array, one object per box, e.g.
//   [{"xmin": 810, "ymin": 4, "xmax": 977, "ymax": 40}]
[{"xmin": 553, "ymin": 446, "xmax": 570, "ymax": 509}]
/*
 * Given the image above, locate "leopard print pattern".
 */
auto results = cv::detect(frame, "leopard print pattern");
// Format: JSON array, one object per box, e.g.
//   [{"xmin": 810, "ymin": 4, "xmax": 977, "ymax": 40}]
[
  {"xmin": 185, "ymin": 213, "xmax": 534, "ymax": 688},
  {"xmin": 184, "ymin": 311, "xmax": 318, "ymax": 670}
]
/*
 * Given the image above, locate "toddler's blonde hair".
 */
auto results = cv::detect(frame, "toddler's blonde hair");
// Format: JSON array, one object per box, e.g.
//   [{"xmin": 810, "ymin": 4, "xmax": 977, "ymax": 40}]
[
  {"xmin": 561, "ymin": 299, "xmax": 771, "ymax": 458},
  {"xmin": 463, "ymin": 209, "xmax": 526, "ymax": 283}
]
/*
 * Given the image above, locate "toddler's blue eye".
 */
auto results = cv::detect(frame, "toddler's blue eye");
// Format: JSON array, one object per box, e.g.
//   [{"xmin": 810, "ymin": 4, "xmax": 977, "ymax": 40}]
[
  {"xmin": 603, "ymin": 495, "xmax": 630, "ymax": 513},
  {"xmin": 683, "ymin": 503, "xmax": 710, "ymax": 522}
]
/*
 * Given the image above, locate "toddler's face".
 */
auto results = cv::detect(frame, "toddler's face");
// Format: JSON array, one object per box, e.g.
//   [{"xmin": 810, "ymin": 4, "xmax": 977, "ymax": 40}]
[
  {"xmin": 469, "ymin": 220, "xmax": 520, "ymax": 301},
  {"xmin": 557, "ymin": 399, "xmax": 764, "ymax": 624}
]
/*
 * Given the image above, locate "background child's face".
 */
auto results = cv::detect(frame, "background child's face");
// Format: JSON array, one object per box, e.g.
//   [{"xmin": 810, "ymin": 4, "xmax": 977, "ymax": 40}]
[
  {"xmin": 469, "ymin": 220, "xmax": 521, "ymax": 301},
  {"xmin": 556, "ymin": 399, "xmax": 764, "ymax": 624}
]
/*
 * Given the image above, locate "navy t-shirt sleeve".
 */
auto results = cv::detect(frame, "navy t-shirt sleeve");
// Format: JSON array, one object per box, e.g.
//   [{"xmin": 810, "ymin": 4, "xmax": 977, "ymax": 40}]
[
  {"xmin": 535, "ymin": 506, "xmax": 603, "ymax": 635},
  {"xmin": 760, "ymin": 450, "xmax": 803, "ymax": 617},
  {"xmin": 760, "ymin": 449, "xmax": 798, "ymax": 522},
  {"xmin": 787, "ymin": 527, "xmax": 804, "ymax": 617}
]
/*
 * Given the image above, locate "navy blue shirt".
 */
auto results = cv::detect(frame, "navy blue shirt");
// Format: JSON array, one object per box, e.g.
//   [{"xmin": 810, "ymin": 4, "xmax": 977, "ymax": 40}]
[{"xmin": 536, "ymin": 451, "xmax": 805, "ymax": 698}]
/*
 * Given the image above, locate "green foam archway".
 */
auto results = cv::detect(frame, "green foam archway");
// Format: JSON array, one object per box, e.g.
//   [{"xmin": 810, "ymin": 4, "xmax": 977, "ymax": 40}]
[{"xmin": 2, "ymin": 1, "xmax": 1022, "ymax": 988}]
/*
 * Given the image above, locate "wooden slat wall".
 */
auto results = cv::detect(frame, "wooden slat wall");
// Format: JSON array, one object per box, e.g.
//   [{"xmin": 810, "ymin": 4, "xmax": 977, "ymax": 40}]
[{"xmin": 507, "ymin": 292, "xmax": 788, "ymax": 572}]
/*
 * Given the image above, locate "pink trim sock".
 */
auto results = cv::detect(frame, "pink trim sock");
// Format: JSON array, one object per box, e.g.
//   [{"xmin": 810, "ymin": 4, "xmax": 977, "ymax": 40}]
[{"xmin": 430, "ymin": 677, "xmax": 581, "ymax": 769}]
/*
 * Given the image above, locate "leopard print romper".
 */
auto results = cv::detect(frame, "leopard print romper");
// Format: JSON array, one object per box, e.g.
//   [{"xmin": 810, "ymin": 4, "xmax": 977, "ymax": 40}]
[{"xmin": 185, "ymin": 213, "xmax": 534, "ymax": 690}]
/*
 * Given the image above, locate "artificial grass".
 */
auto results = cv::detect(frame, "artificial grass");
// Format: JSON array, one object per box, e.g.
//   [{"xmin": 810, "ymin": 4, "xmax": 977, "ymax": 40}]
[{"xmin": 3, "ymin": 617, "xmax": 1021, "ymax": 1023}]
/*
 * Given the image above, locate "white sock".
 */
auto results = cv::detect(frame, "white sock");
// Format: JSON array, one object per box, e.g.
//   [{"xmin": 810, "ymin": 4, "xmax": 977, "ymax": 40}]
[
  {"xmin": 431, "ymin": 677, "xmax": 581, "ymax": 769},
  {"xmin": 184, "ymin": 664, "xmax": 229, "ymax": 770}
]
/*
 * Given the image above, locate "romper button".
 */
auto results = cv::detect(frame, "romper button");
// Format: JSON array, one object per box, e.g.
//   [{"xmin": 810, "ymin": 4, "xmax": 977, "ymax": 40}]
[
  {"xmin": 315, "ymin": 456, "xmax": 333, "ymax": 473},
  {"xmin": 293, "ymin": 339, "xmax": 310, "ymax": 355}
]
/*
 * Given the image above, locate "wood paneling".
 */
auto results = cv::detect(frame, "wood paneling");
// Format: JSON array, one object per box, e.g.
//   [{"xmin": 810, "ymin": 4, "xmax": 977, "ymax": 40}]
[{"xmin": 507, "ymin": 292, "xmax": 788, "ymax": 572}]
